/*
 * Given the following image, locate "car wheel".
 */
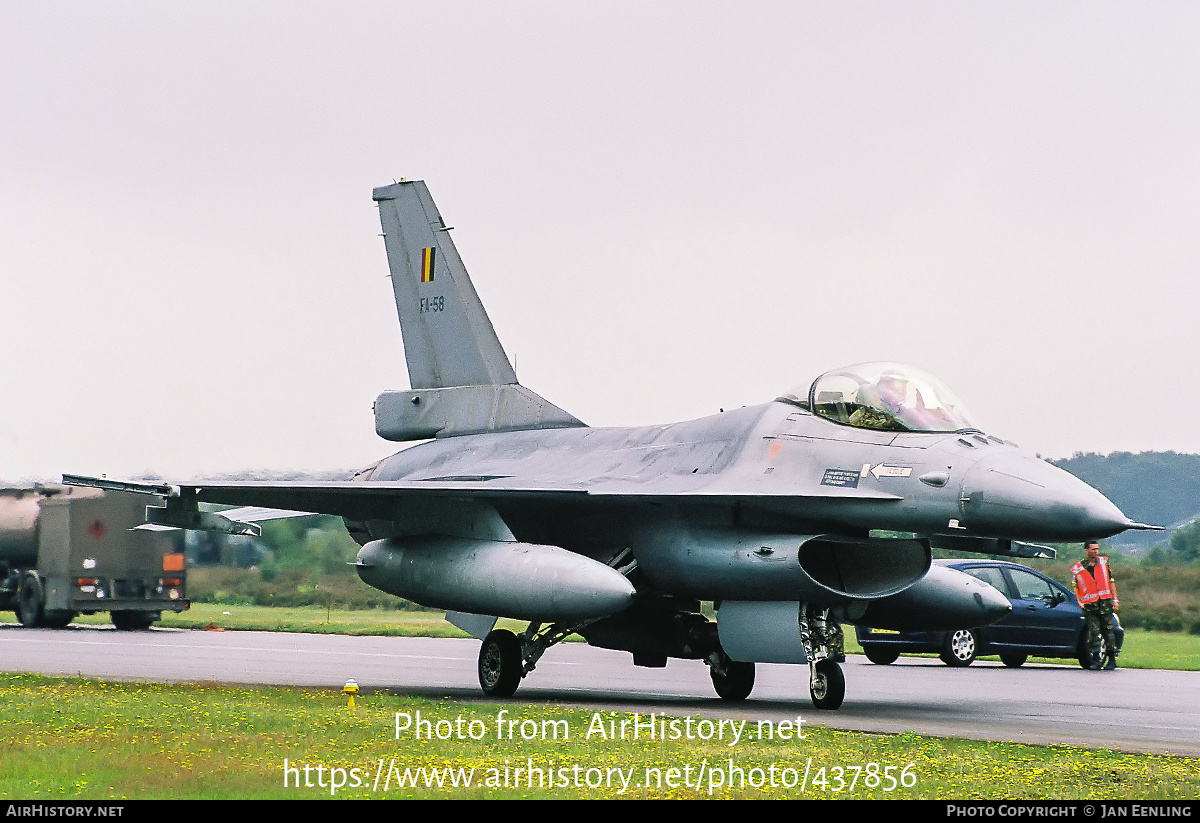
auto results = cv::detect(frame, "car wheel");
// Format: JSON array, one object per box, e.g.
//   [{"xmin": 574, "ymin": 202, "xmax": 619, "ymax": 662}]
[
  {"xmin": 940, "ymin": 629, "xmax": 977, "ymax": 666},
  {"xmin": 1109, "ymin": 616, "xmax": 1124, "ymax": 655},
  {"xmin": 863, "ymin": 646, "xmax": 900, "ymax": 665},
  {"xmin": 1000, "ymin": 653, "xmax": 1027, "ymax": 668},
  {"xmin": 1077, "ymin": 642, "xmax": 1095, "ymax": 669},
  {"xmin": 1078, "ymin": 635, "xmax": 1109, "ymax": 670},
  {"xmin": 478, "ymin": 629, "xmax": 522, "ymax": 697}
]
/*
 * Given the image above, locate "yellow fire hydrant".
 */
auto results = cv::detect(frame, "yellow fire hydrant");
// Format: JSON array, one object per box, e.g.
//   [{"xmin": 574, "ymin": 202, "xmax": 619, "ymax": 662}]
[{"xmin": 343, "ymin": 678, "xmax": 360, "ymax": 709}]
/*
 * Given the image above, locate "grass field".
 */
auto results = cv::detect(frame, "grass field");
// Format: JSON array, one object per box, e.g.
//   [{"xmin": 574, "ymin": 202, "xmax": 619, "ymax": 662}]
[
  {"xmin": 67, "ymin": 603, "xmax": 1200, "ymax": 671},
  {"xmin": 8, "ymin": 607, "xmax": 1198, "ymax": 799},
  {"xmin": 1, "ymin": 672, "xmax": 1196, "ymax": 800}
]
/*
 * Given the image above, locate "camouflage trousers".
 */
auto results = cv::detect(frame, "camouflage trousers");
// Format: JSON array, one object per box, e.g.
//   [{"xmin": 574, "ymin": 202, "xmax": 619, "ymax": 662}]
[{"xmin": 1083, "ymin": 600, "xmax": 1118, "ymax": 662}]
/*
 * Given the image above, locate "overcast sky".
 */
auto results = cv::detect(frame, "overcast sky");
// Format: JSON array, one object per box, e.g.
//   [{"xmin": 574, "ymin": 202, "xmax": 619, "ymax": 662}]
[{"xmin": 2, "ymin": 2, "xmax": 1198, "ymax": 482}]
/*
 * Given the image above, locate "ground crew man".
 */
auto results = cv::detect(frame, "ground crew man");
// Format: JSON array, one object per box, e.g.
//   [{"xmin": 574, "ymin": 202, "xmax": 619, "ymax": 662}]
[{"xmin": 1071, "ymin": 540, "xmax": 1120, "ymax": 670}]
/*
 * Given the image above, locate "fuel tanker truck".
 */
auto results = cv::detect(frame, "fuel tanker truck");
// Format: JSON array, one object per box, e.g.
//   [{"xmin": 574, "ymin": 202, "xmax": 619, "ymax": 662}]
[{"xmin": 0, "ymin": 484, "xmax": 188, "ymax": 629}]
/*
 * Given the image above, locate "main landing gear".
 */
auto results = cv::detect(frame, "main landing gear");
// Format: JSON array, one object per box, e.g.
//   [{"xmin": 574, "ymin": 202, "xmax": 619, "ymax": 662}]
[
  {"xmin": 708, "ymin": 650, "xmax": 755, "ymax": 701},
  {"xmin": 476, "ymin": 622, "xmax": 580, "ymax": 698},
  {"xmin": 474, "ymin": 606, "xmax": 848, "ymax": 711},
  {"xmin": 478, "ymin": 630, "xmax": 523, "ymax": 697}
]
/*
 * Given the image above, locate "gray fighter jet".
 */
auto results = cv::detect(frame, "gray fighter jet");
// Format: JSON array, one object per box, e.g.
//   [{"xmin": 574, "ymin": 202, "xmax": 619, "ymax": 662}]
[{"xmin": 66, "ymin": 181, "xmax": 1159, "ymax": 709}]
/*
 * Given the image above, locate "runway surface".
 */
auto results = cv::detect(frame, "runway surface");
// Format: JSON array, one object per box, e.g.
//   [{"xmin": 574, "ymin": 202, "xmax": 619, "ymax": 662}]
[{"xmin": 2, "ymin": 623, "xmax": 1196, "ymax": 757}]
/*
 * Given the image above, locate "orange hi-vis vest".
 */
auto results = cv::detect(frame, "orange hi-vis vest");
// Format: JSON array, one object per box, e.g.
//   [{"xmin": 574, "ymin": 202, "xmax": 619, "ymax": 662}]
[{"xmin": 1071, "ymin": 557, "xmax": 1114, "ymax": 605}]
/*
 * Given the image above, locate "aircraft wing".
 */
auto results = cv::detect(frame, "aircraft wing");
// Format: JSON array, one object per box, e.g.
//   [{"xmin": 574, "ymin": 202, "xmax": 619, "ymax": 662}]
[
  {"xmin": 179, "ymin": 479, "xmax": 589, "ymax": 521},
  {"xmin": 63, "ymin": 474, "xmax": 900, "ymax": 525},
  {"xmin": 179, "ymin": 478, "xmax": 898, "ymax": 518}
]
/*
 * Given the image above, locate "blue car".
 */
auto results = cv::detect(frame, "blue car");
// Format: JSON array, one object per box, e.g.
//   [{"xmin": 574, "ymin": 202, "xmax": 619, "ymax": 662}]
[{"xmin": 856, "ymin": 559, "xmax": 1124, "ymax": 668}]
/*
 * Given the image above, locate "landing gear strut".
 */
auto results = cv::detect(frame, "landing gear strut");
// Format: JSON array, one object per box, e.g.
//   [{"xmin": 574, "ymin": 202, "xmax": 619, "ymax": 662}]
[{"xmin": 801, "ymin": 606, "xmax": 845, "ymax": 710}]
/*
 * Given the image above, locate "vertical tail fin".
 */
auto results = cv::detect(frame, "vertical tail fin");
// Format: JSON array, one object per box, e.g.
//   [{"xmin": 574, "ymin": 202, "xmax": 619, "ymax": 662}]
[
  {"xmin": 374, "ymin": 181, "xmax": 518, "ymax": 389},
  {"xmin": 372, "ymin": 181, "xmax": 583, "ymax": 440}
]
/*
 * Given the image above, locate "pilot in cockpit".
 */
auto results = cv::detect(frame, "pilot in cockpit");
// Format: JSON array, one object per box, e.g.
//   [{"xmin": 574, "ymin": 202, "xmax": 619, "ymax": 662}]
[
  {"xmin": 849, "ymin": 371, "xmax": 911, "ymax": 430},
  {"xmin": 800, "ymin": 362, "xmax": 978, "ymax": 435}
]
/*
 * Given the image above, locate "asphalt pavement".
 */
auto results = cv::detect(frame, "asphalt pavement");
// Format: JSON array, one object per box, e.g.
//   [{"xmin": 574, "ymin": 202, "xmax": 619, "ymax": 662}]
[{"xmin": 2, "ymin": 623, "xmax": 1196, "ymax": 756}]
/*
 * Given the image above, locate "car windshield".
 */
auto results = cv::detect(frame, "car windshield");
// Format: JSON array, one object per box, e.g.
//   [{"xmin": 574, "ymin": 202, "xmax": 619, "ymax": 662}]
[{"xmin": 784, "ymin": 362, "xmax": 979, "ymax": 433}]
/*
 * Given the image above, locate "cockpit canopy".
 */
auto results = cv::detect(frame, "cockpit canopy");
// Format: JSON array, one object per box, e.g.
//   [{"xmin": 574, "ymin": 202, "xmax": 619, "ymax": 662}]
[{"xmin": 781, "ymin": 362, "xmax": 979, "ymax": 434}]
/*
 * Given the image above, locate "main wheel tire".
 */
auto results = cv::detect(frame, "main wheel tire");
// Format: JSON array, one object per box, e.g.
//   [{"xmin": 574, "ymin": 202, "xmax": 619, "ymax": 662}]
[
  {"xmin": 478, "ymin": 629, "xmax": 522, "ymax": 697},
  {"xmin": 111, "ymin": 611, "xmax": 156, "ymax": 631},
  {"xmin": 711, "ymin": 659, "xmax": 755, "ymax": 701},
  {"xmin": 863, "ymin": 646, "xmax": 900, "ymax": 665},
  {"xmin": 940, "ymin": 629, "xmax": 977, "ymax": 667},
  {"xmin": 809, "ymin": 660, "xmax": 845, "ymax": 711},
  {"xmin": 1000, "ymin": 653, "xmax": 1027, "ymax": 668},
  {"xmin": 16, "ymin": 573, "xmax": 44, "ymax": 628}
]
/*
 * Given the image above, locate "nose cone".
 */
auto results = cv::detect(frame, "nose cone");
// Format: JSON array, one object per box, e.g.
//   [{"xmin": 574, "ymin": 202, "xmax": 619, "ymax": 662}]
[{"xmin": 961, "ymin": 452, "xmax": 1138, "ymax": 541}]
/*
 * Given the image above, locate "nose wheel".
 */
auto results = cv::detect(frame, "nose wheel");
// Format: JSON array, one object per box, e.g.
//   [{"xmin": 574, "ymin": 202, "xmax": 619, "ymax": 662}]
[
  {"xmin": 809, "ymin": 659, "xmax": 845, "ymax": 710},
  {"xmin": 801, "ymin": 606, "xmax": 845, "ymax": 710}
]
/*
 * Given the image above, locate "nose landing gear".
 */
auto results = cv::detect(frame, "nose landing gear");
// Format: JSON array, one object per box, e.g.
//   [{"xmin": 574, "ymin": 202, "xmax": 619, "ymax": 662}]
[{"xmin": 803, "ymin": 607, "xmax": 845, "ymax": 710}]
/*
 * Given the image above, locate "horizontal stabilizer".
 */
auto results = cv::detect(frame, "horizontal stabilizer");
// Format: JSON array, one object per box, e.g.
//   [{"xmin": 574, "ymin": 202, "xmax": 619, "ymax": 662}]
[
  {"xmin": 61, "ymin": 474, "xmax": 173, "ymax": 497},
  {"xmin": 206, "ymin": 505, "xmax": 319, "ymax": 523},
  {"xmin": 375, "ymin": 384, "xmax": 583, "ymax": 441}
]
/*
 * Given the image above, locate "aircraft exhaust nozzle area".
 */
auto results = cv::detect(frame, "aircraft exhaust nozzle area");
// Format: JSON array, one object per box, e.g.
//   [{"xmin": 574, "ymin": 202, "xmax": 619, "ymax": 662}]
[
  {"xmin": 960, "ymin": 453, "xmax": 1138, "ymax": 541},
  {"xmin": 355, "ymin": 536, "xmax": 636, "ymax": 622},
  {"xmin": 853, "ymin": 563, "xmax": 1012, "ymax": 631}
]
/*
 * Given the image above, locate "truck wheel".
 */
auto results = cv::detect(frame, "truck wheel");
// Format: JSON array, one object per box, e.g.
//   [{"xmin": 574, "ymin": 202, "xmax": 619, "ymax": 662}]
[
  {"xmin": 111, "ymin": 611, "xmax": 156, "ymax": 631},
  {"xmin": 42, "ymin": 610, "xmax": 75, "ymax": 629},
  {"xmin": 16, "ymin": 573, "xmax": 44, "ymax": 628}
]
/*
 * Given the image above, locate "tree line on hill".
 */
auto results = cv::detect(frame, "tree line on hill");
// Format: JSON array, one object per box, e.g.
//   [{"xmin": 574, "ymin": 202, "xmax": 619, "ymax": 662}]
[{"xmin": 1050, "ymin": 451, "xmax": 1200, "ymax": 565}]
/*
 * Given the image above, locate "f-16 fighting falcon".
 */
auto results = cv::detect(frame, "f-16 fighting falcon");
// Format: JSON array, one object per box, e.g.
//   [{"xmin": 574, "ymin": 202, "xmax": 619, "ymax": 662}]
[{"xmin": 66, "ymin": 181, "xmax": 1159, "ymax": 710}]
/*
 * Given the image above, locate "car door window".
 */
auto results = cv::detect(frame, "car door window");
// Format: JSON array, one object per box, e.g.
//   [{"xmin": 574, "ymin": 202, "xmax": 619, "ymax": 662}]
[
  {"xmin": 1008, "ymin": 570, "xmax": 1057, "ymax": 602},
  {"xmin": 962, "ymin": 566, "xmax": 1010, "ymax": 597}
]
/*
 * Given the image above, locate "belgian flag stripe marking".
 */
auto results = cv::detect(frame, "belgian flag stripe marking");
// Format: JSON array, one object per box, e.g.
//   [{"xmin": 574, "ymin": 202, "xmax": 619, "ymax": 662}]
[{"xmin": 421, "ymin": 247, "xmax": 436, "ymax": 282}]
